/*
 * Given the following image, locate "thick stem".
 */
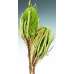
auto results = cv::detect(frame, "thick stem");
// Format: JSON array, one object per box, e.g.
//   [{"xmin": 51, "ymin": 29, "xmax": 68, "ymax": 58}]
[
  {"xmin": 30, "ymin": 65, "xmax": 35, "ymax": 74},
  {"xmin": 26, "ymin": 39, "xmax": 35, "ymax": 74}
]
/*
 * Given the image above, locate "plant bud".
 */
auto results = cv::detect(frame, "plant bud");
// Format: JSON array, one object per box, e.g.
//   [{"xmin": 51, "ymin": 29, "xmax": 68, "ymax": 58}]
[
  {"xmin": 30, "ymin": 27, "xmax": 53, "ymax": 65},
  {"xmin": 19, "ymin": 5, "xmax": 39, "ymax": 39}
]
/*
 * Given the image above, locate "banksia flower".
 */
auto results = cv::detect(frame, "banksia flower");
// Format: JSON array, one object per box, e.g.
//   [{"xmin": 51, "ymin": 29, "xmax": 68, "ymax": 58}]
[
  {"xmin": 30, "ymin": 27, "xmax": 53, "ymax": 70},
  {"xmin": 19, "ymin": 0, "xmax": 54, "ymax": 74},
  {"xmin": 32, "ymin": 27, "xmax": 53, "ymax": 60},
  {"xmin": 19, "ymin": 0, "xmax": 39, "ymax": 39}
]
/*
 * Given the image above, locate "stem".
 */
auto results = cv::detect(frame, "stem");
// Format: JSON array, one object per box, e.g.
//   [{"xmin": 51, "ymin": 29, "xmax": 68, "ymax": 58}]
[
  {"xmin": 27, "ymin": 39, "xmax": 35, "ymax": 74},
  {"xmin": 30, "ymin": 65, "xmax": 35, "ymax": 74}
]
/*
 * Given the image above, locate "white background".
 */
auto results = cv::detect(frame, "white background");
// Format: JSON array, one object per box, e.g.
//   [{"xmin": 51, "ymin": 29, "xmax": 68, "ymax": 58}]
[{"xmin": 0, "ymin": 0, "xmax": 74, "ymax": 74}]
